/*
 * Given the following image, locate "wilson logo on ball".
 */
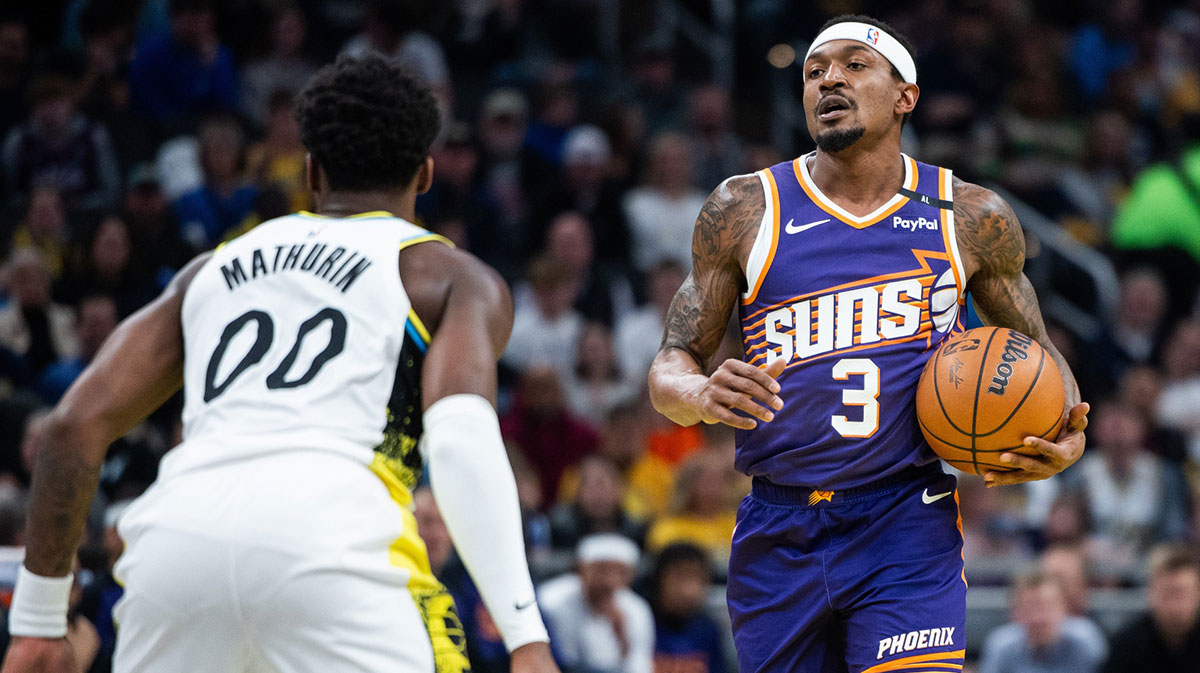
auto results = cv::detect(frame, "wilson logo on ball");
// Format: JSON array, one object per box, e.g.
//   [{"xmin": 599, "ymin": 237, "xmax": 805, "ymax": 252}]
[{"xmin": 987, "ymin": 331, "xmax": 1033, "ymax": 396}]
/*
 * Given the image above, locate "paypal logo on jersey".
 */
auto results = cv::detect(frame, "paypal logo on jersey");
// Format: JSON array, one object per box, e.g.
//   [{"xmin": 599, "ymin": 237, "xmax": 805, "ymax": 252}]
[{"xmin": 892, "ymin": 215, "xmax": 939, "ymax": 232}]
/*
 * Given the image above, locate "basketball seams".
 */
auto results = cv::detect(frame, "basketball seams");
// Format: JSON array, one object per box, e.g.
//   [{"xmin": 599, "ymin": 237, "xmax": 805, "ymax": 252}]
[{"xmin": 968, "ymin": 327, "xmax": 1001, "ymax": 474}]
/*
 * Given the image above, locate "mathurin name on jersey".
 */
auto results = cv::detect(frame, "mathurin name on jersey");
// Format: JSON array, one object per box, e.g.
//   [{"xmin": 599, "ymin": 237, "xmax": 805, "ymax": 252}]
[{"xmin": 219, "ymin": 242, "xmax": 374, "ymax": 293}]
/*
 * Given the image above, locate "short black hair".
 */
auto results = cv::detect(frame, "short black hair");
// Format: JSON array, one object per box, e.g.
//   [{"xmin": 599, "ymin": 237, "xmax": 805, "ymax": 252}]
[
  {"xmin": 816, "ymin": 15, "xmax": 916, "ymax": 126},
  {"xmin": 294, "ymin": 54, "xmax": 441, "ymax": 192}
]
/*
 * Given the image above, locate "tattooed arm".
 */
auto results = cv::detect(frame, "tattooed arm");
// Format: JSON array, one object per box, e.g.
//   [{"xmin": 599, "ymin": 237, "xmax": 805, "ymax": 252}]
[
  {"xmin": 954, "ymin": 180, "xmax": 1088, "ymax": 485},
  {"xmin": 648, "ymin": 175, "xmax": 785, "ymax": 430}
]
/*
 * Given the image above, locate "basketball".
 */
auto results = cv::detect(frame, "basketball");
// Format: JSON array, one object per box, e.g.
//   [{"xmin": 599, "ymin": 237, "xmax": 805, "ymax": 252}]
[{"xmin": 915, "ymin": 327, "xmax": 1066, "ymax": 475}]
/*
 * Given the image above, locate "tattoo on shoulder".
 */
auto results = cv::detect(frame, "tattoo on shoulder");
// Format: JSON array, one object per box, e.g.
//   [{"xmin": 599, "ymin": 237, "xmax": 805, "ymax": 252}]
[
  {"xmin": 660, "ymin": 175, "xmax": 765, "ymax": 367},
  {"xmin": 953, "ymin": 178, "xmax": 1024, "ymax": 277}
]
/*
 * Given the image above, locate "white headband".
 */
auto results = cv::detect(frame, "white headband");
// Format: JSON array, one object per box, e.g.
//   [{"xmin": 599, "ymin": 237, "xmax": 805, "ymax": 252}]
[
  {"xmin": 577, "ymin": 534, "xmax": 640, "ymax": 567},
  {"xmin": 804, "ymin": 21, "xmax": 917, "ymax": 84}
]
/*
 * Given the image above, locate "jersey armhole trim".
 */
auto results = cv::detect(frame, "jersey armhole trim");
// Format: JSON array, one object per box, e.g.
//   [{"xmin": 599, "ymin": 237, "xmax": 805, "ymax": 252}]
[
  {"xmin": 741, "ymin": 170, "xmax": 780, "ymax": 305},
  {"xmin": 398, "ymin": 233, "xmax": 455, "ymax": 251},
  {"xmin": 405, "ymin": 309, "xmax": 432, "ymax": 351},
  {"xmin": 939, "ymin": 167, "xmax": 967, "ymax": 304}
]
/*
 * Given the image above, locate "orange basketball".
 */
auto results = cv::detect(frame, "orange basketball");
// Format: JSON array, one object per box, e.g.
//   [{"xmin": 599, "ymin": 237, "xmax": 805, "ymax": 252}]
[{"xmin": 915, "ymin": 326, "xmax": 1065, "ymax": 475}]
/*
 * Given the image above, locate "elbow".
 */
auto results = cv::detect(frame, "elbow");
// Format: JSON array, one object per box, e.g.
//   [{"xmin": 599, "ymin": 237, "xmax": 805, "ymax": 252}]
[{"xmin": 41, "ymin": 408, "xmax": 109, "ymax": 469}]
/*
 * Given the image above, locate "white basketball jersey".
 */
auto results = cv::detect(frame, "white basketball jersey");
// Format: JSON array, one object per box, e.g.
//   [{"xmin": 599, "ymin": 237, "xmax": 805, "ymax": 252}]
[{"xmin": 170, "ymin": 211, "xmax": 444, "ymax": 488}]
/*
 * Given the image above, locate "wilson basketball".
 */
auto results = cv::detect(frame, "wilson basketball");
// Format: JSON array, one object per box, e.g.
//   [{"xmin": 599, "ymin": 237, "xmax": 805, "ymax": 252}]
[{"xmin": 915, "ymin": 327, "xmax": 1065, "ymax": 475}]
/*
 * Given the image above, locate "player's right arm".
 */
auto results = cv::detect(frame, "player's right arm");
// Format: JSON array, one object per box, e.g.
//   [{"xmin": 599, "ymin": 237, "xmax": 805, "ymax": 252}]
[
  {"xmin": 402, "ymin": 243, "xmax": 559, "ymax": 673},
  {"xmin": 648, "ymin": 175, "xmax": 784, "ymax": 430}
]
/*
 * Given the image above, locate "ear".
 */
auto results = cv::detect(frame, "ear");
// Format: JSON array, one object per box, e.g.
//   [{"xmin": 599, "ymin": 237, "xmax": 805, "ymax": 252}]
[
  {"xmin": 896, "ymin": 82, "xmax": 919, "ymax": 118},
  {"xmin": 416, "ymin": 156, "xmax": 434, "ymax": 195}
]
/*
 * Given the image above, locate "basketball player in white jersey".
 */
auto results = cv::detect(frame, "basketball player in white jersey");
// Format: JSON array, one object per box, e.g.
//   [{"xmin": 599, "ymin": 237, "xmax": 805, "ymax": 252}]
[{"xmin": 2, "ymin": 55, "xmax": 560, "ymax": 673}]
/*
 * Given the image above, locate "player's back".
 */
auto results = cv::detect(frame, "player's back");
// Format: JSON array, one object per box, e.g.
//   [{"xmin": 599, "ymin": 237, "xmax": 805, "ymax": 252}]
[
  {"xmin": 169, "ymin": 210, "xmax": 441, "ymax": 491},
  {"xmin": 736, "ymin": 154, "xmax": 966, "ymax": 490}
]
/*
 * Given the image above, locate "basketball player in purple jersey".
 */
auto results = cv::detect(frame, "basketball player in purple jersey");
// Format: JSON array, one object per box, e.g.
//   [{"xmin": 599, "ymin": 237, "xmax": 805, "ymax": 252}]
[{"xmin": 649, "ymin": 14, "xmax": 1089, "ymax": 673}]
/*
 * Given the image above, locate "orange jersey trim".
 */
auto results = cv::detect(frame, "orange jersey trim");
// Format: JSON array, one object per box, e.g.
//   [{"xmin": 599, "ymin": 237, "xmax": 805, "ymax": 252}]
[
  {"xmin": 860, "ymin": 650, "xmax": 966, "ymax": 673},
  {"xmin": 937, "ymin": 168, "xmax": 965, "ymax": 305},
  {"xmin": 792, "ymin": 155, "xmax": 918, "ymax": 229}
]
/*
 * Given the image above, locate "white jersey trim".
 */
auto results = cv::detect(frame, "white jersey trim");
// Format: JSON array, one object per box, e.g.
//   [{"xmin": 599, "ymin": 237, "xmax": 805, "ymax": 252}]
[{"xmin": 741, "ymin": 170, "xmax": 777, "ymax": 302}]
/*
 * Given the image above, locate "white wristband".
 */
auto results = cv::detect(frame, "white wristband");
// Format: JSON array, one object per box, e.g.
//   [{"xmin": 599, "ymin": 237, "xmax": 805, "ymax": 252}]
[{"xmin": 8, "ymin": 566, "xmax": 73, "ymax": 638}]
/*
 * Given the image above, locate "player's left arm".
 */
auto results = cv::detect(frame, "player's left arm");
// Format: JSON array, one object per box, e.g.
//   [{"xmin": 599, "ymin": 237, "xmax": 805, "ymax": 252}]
[
  {"xmin": 954, "ymin": 180, "xmax": 1088, "ymax": 486},
  {"xmin": 2, "ymin": 254, "xmax": 209, "ymax": 673}
]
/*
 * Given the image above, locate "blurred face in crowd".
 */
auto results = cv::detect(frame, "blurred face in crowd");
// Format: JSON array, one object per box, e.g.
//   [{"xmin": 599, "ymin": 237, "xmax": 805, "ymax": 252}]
[
  {"xmin": 1149, "ymin": 566, "xmax": 1200, "ymax": 644},
  {"xmin": 125, "ymin": 181, "xmax": 167, "ymax": 227},
  {"xmin": 25, "ymin": 187, "xmax": 66, "ymax": 243},
  {"xmin": 413, "ymin": 488, "xmax": 452, "ymax": 573},
  {"xmin": 201, "ymin": 122, "xmax": 244, "ymax": 183},
  {"xmin": 9, "ymin": 253, "xmax": 52, "ymax": 308},
  {"xmin": 802, "ymin": 39, "xmax": 916, "ymax": 154},
  {"xmin": 32, "ymin": 93, "xmax": 75, "ymax": 134},
  {"xmin": 432, "ymin": 137, "xmax": 479, "ymax": 190},
  {"xmin": 647, "ymin": 133, "xmax": 694, "ymax": 195},
  {"xmin": 1118, "ymin": 366, "xmax": 1162, "ymax": 418},
  {"xmin": 576, "ymin": 457, "xmax": 623, "ymax": 522},
  {"xmin": 648, "ymin": 262, "xmax": 686, "ymax": 315},
  {"xmin": 577, "ymin": 323, "xmax": 617, "ymax": 380},
  {"xmin": 519, "ymin": 366, "xmax": 566, "ymax": 418},
  {"xmin": 1162, "ymin": 319, "xmax": 1200, "ymax": 379},
  {"xmin": 1013, "ymin": 580, "xmax": 1067, "ymax": 649},
  {"xmin": 579, "ymin": 559, "xmax": 635, "ymax": 611},
  {"xmin": 267, "ymin": 99, "xmax": 301, "ymax": 146},
  {"xmin": 657, "ymin": 558, "xmax": 710, "ymax": 619},
  {"xmin": 78, "ymin": 296, "xmax": 119, "ymax": 361},
  {"xmin": 0, "ymin": 21, "xmax": 29, "ymax": 73},
  {"xmin": 689, "ymin": 86, "xmax": 732, "ymax": 139},
  {"xmin": 92, "ymin": 216, "xmax": 132, "ymax": 279},
  {"xmin": 1116, "ymin": 269, "xmax": 1167, "ymax": 333},
  {"xmin": 272, "ymin": 8, "xmax": 306, "ymax": 58},
  {"xmin": 1093, "ymin": 402, "xmax": 1145, "ymax": 473},
  {"xmin": 684, "ymin": 455, "xmax": 727, "ymax": 517},
  {"xmin": 1041, "ymin": 547, "xmax": 1090, "ymax": 616},
  {"xmin": 172, "ymin": 7, "xmax": 216, "ymax": 49},
  {"xmin": 546, "ymin": 213, "xmax": 593, "ymax": 270}
]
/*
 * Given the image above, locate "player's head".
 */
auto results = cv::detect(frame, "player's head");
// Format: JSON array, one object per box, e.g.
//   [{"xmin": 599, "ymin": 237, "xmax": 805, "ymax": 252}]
[
  {"xmin": 294, "ymin": 53, "xmax": 440, "ymax": 198},
  {"xmin": 802, "ymin": 15, "xmax": 918, "ymax": 153}
]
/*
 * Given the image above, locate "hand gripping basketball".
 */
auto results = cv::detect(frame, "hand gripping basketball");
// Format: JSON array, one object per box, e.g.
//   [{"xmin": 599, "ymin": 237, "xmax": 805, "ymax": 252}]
[
  {"xmin": 983, "ymin": 402, "xmax": 1089, "ymax": 487},
  {"xmin": 689, "ymin": 358, "xmax": 786, "ymax": 430}
]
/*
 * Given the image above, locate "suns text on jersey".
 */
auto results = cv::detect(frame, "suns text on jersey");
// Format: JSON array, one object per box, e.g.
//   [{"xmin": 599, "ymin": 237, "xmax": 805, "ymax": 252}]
[{"xmin": 219, "ymin": 243, "xmax": 373, "ymax": 293}]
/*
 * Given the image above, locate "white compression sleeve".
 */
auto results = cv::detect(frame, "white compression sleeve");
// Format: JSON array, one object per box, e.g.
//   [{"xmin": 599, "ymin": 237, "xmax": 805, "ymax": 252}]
[{"xmin": 422, "ymin": 394, "xmax": 549, "ymax": 652}]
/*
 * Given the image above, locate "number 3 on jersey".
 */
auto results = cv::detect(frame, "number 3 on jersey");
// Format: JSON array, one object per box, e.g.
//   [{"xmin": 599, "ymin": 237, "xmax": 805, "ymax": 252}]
[
  {"xmin": 832, "ymin": 358, "xmax": 880, "ymax": 438},
  {"xmin": 204, "ymin": 308, "xmax": 348, "ymax": 402}
]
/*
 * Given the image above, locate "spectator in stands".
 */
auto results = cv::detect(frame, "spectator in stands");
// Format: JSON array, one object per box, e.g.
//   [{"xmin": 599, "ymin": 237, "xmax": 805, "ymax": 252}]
[
  {"xmin": 58, "ymin": 215, "xmax": 156, "ymax": 317},
  {"xmin": 127, "ymin": 0, "xmax": 238, "ymax": 128},
  {"xmin": 9, "ymin": 186, "xmax": 68, "ymax": 279},
  {"xmin": 0, "ymin": 249, "xmax": 77, "ymax": 377},
  {"xmin": 66, "ymin": 557, "xmax": 100, "ymax": 672},
  {"xmin": 615, "ymin": 259, "xmax": 684, "ymax": 384},
  {"xmin": 539, "ymin": 533, "xmax": 654, "ymax": 673},
  {"xmin": 500, "ymin": 365, "xmax": 598, "ymax": 504},
  {"xmin": 979, "ymin": 570, "xmax": 1107, "ymax": 673},
  {"xmin": 416, "ymin": 123, "xmax": 493, "ymax": 257},
  {"xmin": 37, "ymin": 294, "xmax": 117, "ymax": 402},
  {"xmin": 534, "ymin": 125, "xmax": 631, "ymax": 268},
  {"xmin": 1117, "ymin": 365, "xmax": 1189, "ymax": 463},
  {"xmin": 564, "ymin": 323, "xmax": 638, "ymax": 427},
  {"xmin": 1081, "ymin": 267, "xmax": 1170, "ymax": 394},
  {"xmin": 1068, "ymin": 0, "xmax": 1140, "ymax": 102},
  {"xmin": 623, "ymin": 132, "xmax": 706, "ymax": 275},
  {"xmin": 687, "ymin": 85, "xmax": 744, "ymax": 192},
  {"xmin": 504, "ymin": 256, "xmax": 584, "ymax": 378},
  {"xmin": 1, "ymin": 73, "xmax": 121, "ymax": 213},
  {"xmin": 549, "ymin": 455, "xmax": 647, "ymax": 552},
  {"xmin": 626, "ymin": 36, "xmax": 685, "ymax": 137},
  {"xmin": 648, "ymin": 542, "xmax": 727, "ymax": 673},
  {"xmin": 240, "ymin": 7, "xmax": 316, "ymax": 130},
  {"xmin": 1067, "ymin": 401, "xmax": 1190, "ymax": 578},
  {"xmin": 1041, "ymin": 545, "xmax": 1094, "ymax": 620},
  {"xmin": 122, "ymin": 163, "xmax": 191, "ymax": 287},
  {"xmin": 1156, "ymin": 318, "xmax": 1200, "ymax": 461},
  {"xmin": 0, "ymin": 16, "xmax": 30, "ymax": 143},
  {"xmin": 1103, "ymin": 545, "xmax": 1200, "ymax": 672},
  {"xmin": 476, "ymin": 88, "xmax": 543, "ymax": 272},
  {"xmin": 530, "ymin": 211, "xmax": 635, "ymax": 327},
  {"xmin": 1054, "ymin": 111, "xmax": 1138, "ymax": 242},
  {"xmin": 79, "ymin": 500, "xmax": 131, "ymax": 673},
  {"xmin": 174, "ymin": 116, "xmax": 258, "ymax": 249},
  {"xmin": 342, "ymin": 0, "xmax": 452, "ymax": 109},
  {"xmin": 525, "ymin": 77, "xmax": 579, "ymax": 169},
  {"xmin": 246, "ymin": 90, "xmax": 308, "ymax": 214},
  {"xmin": 647, "ymin": 450, "xmax": 738, "ymax": 563},
  {"xmin": 413, "ymin": 487, "xmax": 508, "ymax": 673}
]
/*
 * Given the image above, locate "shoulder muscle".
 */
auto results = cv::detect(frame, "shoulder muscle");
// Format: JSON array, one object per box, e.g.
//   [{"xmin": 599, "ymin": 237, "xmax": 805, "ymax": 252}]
[{"xmin": 952, "ymin": 178, "xmax": 1024, "ymax": 281}]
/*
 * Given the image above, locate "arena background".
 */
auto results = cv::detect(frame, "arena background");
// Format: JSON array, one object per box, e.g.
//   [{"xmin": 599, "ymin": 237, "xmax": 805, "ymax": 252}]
[{"xmin": 0, "ymin": 0, "xmax": 1197, "ymax": 671}]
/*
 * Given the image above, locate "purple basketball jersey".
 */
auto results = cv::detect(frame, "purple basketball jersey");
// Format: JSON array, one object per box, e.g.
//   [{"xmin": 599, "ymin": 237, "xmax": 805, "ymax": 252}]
[{"xmin": 736, "ymin": 153, "xmax": 966, "ymax": 489}]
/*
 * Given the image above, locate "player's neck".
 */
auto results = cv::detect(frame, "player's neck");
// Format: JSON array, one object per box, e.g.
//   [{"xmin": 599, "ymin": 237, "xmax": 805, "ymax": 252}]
[
  {"xmin": 314, "ymin": 190, "xmax": 416, "ymax": 221},
  {"xmin": 808, "ymin": 142, "xmax": 905, "ymax": 216}
]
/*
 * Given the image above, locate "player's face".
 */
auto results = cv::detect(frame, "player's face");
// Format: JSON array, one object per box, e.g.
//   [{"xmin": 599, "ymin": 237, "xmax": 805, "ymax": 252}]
[{"xmin": 802, "ymin": 41, "xmax": 910, "ymax": 152}]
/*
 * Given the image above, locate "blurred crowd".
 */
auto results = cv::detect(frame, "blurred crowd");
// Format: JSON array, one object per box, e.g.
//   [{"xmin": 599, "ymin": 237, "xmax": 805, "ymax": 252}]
[{"xmin": 0, "ymin": 0, "xmax": 1197, "ymax": 671}]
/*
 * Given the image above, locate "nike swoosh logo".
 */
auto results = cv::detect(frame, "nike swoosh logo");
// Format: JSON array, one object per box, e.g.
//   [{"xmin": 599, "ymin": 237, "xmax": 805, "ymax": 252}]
[
  {"xmin": 514, "ymin": 597, "xmax": 537, "ymax": 610},
  {"xmin": 922, "ymin": 489, "xmax": 952, "ymax": 505},
  {"xmin": 785, "ymin": 218, "xmax": 830, "ymax": 234}
]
